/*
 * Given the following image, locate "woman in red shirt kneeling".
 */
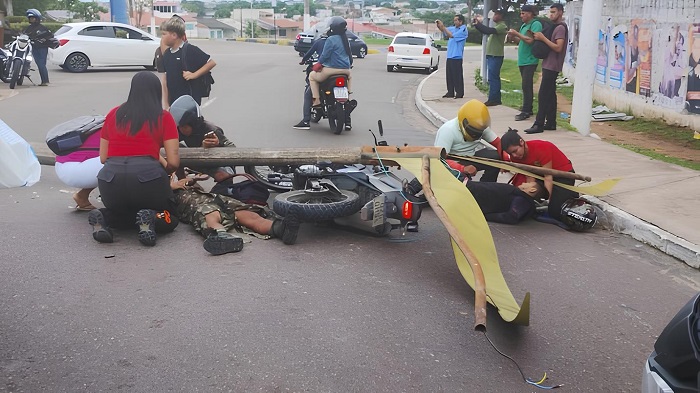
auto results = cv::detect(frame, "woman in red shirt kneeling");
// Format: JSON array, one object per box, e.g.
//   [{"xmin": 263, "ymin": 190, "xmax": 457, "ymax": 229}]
[
  {"xmin": 501, "ymin": 129, "xmax": 578, "ymax": 222},
  {"xmin": 88, "ymin": 72, "xmax": 180, "ymax": 246}
]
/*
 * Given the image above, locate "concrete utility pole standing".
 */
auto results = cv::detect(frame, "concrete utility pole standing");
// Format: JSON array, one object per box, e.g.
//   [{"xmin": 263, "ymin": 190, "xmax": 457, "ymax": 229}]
[
  {"xmin": 303, "ymin": 0, "xmax": 310, "ymax": 32},
  {"xmin": 480, "ymin": 0, "xmax": 490, "ymax": 82},
  {"xmin": 570, "ymin": 0, "xmax": 603, "ymax": 136}
]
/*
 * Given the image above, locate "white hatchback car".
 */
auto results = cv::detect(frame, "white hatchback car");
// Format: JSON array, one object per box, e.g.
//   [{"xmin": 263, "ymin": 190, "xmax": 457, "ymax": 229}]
[
  {"xmin": 49, "ymin": 22, "xmax": 159, "ymax": 73},
  {"xmin": 386, "ymin": 32, "xmax": 441, "ymax": 74}
]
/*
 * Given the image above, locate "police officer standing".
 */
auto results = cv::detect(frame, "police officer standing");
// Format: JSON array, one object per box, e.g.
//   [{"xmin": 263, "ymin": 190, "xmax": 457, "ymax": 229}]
[{"xmin": 24, "ymin": 9, "xmax": 54, "ymax": 86}]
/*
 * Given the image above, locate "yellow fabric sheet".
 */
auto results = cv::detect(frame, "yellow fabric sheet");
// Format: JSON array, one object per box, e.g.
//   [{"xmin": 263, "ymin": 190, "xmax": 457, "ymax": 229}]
[{"xmin": 395, "ymin": 157, "xmax": 530, "ymax": 325}]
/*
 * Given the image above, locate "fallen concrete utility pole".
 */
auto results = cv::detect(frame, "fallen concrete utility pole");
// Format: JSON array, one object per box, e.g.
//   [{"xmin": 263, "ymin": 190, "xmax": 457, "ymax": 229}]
[
  {"xmin": 31, "ymin": 144, "xmax": 446, "ymax": 167},
  {"xmin": 446, "ymin": 153, "xmax": 592, "ymax": 182}
]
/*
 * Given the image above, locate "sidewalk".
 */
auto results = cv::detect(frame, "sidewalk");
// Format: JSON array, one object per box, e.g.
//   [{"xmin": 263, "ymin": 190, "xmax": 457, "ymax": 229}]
[{"xmin": 416, "ymin": 58, "xmax": 700, "ymax": 268}]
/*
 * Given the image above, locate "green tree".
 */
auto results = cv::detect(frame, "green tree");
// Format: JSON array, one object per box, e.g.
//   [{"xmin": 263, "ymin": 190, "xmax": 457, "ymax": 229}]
[
  {"xmin": 284, "ymin": 2, "xmax": 319, "ymax": 18},
  {"xmin": 180, "ymin": 1, "xmax": 205, "ymax": 17},
  {"xmin": 71, "ymin": 1, "xmax": 107, "ymax": 21},
  {"xmin": 244, "ymin": 20, "xmax": 261, "ymax": 38}
]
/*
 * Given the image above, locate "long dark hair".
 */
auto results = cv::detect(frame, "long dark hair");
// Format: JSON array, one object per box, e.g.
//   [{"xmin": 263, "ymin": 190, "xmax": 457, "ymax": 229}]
[
  {"xmin": 116, "ymin": 71, "xmax": 163, "ymax": 135},
  {"xmin": 501, "ymin": 128, "xmax": 524, "ymax": 150}
]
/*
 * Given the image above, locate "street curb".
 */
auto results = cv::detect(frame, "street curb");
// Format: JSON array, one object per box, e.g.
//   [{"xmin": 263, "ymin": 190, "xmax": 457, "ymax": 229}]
[{"xmin": 414, "ymin": 73, "xmax": 700, "ymax": 268}]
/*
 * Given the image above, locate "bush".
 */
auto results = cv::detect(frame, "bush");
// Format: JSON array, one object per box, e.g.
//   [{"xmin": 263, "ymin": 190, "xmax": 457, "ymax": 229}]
[
  {"xmin": 7, "ymin": 16, "xmax": 25, "ymax": 24},
  {"xmin": 7, "ymin": 22, "xmax": 64, "ymax": 33}
]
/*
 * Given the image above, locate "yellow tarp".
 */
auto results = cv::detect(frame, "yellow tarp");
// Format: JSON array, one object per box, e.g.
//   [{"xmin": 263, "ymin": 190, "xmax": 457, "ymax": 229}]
[{"xmin": 395, "ymin": 157, "xmax": 531, "ymax": 325}]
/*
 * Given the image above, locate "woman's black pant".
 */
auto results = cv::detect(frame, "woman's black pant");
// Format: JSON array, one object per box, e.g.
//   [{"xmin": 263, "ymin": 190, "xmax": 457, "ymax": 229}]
[
  {"xmin": 548, "ymin": 174, "xmax": 578, "ymax": 221},
  {"xmin": 97, "ymin": 156, "xmax": 174, "ymax": 229}
]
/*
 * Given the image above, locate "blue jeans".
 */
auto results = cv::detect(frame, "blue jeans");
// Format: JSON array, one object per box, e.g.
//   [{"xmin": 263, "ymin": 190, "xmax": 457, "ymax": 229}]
[
  {"xmin": 32, "ymin": 46, "xmax": 49, "ymax": 84},
  {"xmin": 486, "ymin": 55, "xmax": 503, "ymax": 103}
]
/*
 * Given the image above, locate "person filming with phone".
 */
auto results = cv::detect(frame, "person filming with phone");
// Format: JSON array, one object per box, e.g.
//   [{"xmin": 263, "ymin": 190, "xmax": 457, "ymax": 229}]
[
  {"xmin": 435, "ymin": 14, "xmax": 468, "ymax": 99},
  {"xmin": 169, "ymin": 95, "xmax": 235, "ymax": 182}
]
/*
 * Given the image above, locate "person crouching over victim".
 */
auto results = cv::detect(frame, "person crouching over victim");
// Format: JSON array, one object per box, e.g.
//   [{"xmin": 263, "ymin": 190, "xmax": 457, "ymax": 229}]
[
  {"xmin": 435, "ymin": 99, "xmax": 502, "ymax": 182},
  {"xmin": 170, "ymin": 176, "xmax": 301, "ymax": 255}
]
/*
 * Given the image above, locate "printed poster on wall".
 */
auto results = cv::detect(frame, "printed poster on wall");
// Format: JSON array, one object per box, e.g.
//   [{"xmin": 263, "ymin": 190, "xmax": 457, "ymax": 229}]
[
  {"xmin": 565, "ymin": 15, "xmax": 580, "ymax": 68},
  {"xmin": 595, "ymin": 27, "xmax": 608, "ymax": 85},
  {"xmin": 609, "ymin": 25, "xmax": 626, "ymax": 90},
  {"xmin": 626, "ymin": 19, "xmax": 654, "ymax": 96},
  {"xmin": 688, "ymin": 23, "xmax": 700, "ymax": 114},
  {"xmin": 654, "ymin": 23, "xmax": 688, "ymax": 109}
]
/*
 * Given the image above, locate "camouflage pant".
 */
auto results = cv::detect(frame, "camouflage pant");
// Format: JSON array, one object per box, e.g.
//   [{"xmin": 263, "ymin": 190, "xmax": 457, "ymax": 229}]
[{"xmin": 174, "ymin": 189, "xmax": 273, "ymax": 238}]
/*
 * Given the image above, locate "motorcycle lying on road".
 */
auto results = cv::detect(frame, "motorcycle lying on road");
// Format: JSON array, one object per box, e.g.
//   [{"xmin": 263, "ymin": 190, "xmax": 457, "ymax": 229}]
[
  {"xmin": 3, "ymin": 34, "xmax": 34, "ymax": 89},
  {"xmin": 303, "ymin": 58, "xmax": 357, "ymax": 135},
  {"xmin": 245, "ymin": 121, "xmax": 424, "ymax": 236}
]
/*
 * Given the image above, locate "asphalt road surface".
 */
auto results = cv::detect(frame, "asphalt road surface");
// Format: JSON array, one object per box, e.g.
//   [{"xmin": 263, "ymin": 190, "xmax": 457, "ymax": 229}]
[{"xmin": 0, "ymin": 41, "xmax": 698, "ymax": 392}]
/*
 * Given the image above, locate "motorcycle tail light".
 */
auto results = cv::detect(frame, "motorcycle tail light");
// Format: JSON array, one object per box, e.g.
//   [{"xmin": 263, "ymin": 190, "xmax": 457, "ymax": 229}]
[
  {"xmin": 402, "ymin": 200, "xmax": 413, "ymax": 219},
  {"xmin": 388, "ymin": 45, "xmax": 394, "ymax": 52},
  {"xmin": 422, "ymin": 48, "xmax": 430, "ymax": 55},
  {"xmin": 59, "ymin": 39, "xmax": 70, "ymax": 46},
  {"xmin": 335, "ymin": 78, "xmax": 345, "ymax": 87}
]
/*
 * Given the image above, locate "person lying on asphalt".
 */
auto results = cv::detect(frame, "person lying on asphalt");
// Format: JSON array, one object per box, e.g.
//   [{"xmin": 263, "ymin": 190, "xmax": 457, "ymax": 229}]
[
  {"xmin": 466, "ymin": 179, "xmax": 545, "ymax": 225},
  {"xmin": 170, "ymin": 176, "xmax": 301, "ymax": 255}
]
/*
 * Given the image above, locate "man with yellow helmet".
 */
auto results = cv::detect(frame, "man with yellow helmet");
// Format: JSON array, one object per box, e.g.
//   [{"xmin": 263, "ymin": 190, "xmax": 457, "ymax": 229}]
[{"xmin": 434, "ymin": 99, "xmax": 502, "ymax": 182}]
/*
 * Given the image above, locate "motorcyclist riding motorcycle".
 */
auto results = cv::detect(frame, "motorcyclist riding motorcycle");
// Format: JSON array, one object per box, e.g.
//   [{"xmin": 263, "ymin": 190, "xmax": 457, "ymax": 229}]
[
  {"xmin": 22, "ymin": 8, "xmax": 53, "ymax": 86},
  {"xmin": 308, "ymin": 16, "xmax": 352, "ymax": 108},
  {"xmin": 293, "ymin": 28, "xmax": 328, "ymax": 130}
]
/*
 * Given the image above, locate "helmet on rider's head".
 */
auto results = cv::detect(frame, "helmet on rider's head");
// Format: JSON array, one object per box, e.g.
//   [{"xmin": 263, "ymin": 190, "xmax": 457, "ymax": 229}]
[
  {"xmin": 328, "ymin": 16, "xmax": 347, "ymax": 34},
  {"xmin": 169, "ymin": 95, "xmax": 201, "ymax": 127},
  {"xmin": 560, "ymin": 198, "xmax": 598, "ymax": 232},
  {"xmin": 26, "ymin": 9, "xmax": 42, "ymax": 21},
  {"xmin": 457, "ymin": 99, "xmax": 491, "ymax": 141}
]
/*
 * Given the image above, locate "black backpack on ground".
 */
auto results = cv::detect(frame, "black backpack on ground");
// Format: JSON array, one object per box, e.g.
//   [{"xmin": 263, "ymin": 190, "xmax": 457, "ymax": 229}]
[
  {"xmin": 531, "ymin": 19, "xmax": 568, "ymax": 60},
  {"xmin": 45, "ymin": 115, "xmax": 105, "ymax": 156}
]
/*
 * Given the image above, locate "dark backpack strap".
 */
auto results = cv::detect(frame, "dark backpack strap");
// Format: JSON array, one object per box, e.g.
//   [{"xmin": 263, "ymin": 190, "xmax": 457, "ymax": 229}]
[{"xmin": 180, "ymin": 42, "xmax": 195, "ymax": 97}]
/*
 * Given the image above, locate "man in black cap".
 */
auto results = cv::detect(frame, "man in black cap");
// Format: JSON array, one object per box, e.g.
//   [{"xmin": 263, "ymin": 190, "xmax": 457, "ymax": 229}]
[{"xmin": 473, "ymin": 8, "xmax": 508, "ymax": 106}]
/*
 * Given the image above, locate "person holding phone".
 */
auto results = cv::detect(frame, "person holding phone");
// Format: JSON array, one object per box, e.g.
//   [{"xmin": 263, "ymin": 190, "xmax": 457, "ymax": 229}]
[
  {"xmin": 436, "ymin": 14, "xmax": 468, "ymax": 99},
  {"xmin": 169, "ymin": 95, "xmax": 235, "ymax": 182}
]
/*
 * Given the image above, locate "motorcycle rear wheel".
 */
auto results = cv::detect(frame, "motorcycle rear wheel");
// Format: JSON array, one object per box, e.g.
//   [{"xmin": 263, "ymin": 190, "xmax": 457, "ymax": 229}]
[
  {"xmin": 244, "ymin": 165, "xmax": 295, "ymax": 193},
  {"xmin": 273, "ymin": 189, "xmax": 361, "ymax": 222},
  {"xmin": 332, "ymin": 103, "xmax": 345, "ymax": 135}
]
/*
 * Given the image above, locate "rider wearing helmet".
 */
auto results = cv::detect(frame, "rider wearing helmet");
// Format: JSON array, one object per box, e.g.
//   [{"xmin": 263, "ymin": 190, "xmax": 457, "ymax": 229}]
[
  {"xmin": 435, "ymin": 99, "xmax": 502, "ymax": 182},
  {"xmin": 23, "ymin": 8, "xmax": 53, "ymax": 86},
  {"xmin": 308, "ymin": 16, "xmax": 353, "ymax": 108},
  {"xmin": 501, "ymin": 128, "xmax": 579, "ymax": 222},
  {"xmin": 169, "ymin": 95, "xmax": 235, "ymax": 182}
]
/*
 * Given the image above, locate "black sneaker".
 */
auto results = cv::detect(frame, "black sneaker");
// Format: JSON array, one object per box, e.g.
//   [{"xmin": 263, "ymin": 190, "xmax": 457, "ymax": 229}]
[
  {"xmin": 88, "ymin": 209, "xmax": 113, "ymax": 243},
  {"xmin": 514, "ymin": 112, "xmax": 531, "ymax": 121},
  {"xmin": 345, "ymin": 124, "xmax": 352, "ymax": 131},
  {"xmin": 135, "ymin": 209, "xmax": 157, "ymax": 247},
  {"xmin": 442, "ymin": 93, "xmax": 454, "ymax": 98},
  {"xmin": 543, "ymin": 123, "xmax": 557, "ymax": 130},
  {"xmin": 281, "ymin": 215, "xmax": 300, "ymax": 245},
  {"xmin": 203, "ymin": 231, "xmax": 244, "ymax": 255},
  {"xmin": 483, "ymin": 101, "xmax": 501, "ymax": 106},
  {"xmin": 293, "ymin": 121, "xmax": 310, "ymax": 130}
]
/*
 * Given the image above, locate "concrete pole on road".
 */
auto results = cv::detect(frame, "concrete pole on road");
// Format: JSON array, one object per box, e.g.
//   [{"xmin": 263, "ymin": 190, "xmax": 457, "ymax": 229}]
[
  {"xmin": 570, "ymin": 0, "xmax": 603, "ymax": 136},
  {"xmin": 303, "ymin": 0, "xmax": 310, "ymax": 32},
  {"xmin": 479, "ymin": 0, "xmax": 490, "ymax": 82}
]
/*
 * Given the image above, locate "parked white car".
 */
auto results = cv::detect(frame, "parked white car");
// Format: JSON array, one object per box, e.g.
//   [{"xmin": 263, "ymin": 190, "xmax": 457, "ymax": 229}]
[
  {"xmin": 386, "ymin": 32, "xmax": 440, "ymax": 74},
  {"xmin": 49, "ymin": 22, "xmax": 159, "ymax": 73}
]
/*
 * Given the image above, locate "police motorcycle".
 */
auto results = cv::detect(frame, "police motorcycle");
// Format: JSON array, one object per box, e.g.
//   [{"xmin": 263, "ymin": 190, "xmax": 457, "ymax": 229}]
[
  {"xmin": 4, "ymin": 33, "xmax": 34, "ymax": 89},
  {"xmin": 306, "ymin": 16, "xmax": 357, "ymax": 135},
  {"xmin": 245, "ymin": 121, "xmax": 424, "ymax": 236}
]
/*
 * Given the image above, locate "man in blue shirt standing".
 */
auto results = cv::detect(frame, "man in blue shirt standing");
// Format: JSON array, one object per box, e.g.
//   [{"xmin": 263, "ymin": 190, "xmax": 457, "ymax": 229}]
[{"xmin": 436, "ymin": 15, "xmax": 468, "ymax": 99}]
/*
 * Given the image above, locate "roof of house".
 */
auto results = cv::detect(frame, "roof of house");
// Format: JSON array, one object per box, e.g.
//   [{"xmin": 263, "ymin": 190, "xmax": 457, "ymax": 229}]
[{"xmin": 196, "ymin": 18, "xmax": 237, "ymax": 30}]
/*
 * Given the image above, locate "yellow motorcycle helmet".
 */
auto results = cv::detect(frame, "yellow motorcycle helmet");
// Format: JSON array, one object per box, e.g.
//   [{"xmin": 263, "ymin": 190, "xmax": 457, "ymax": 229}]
[{"xmin": 457, "ymin": 99, "xmax": 491, "ymax": 141}]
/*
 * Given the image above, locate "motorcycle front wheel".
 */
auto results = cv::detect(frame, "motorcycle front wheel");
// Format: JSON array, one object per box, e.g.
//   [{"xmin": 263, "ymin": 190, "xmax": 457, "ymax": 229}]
[
  {"xmin": 17, "ymin": 75, "xmax": 24, "ymax": 86},
  {"xmin": 273, "ymin": 189, "xmax": 361, "ymax": 222},
  {"xmin": 8, "ymin": 58, "xmax": 22, "ymax": 89},
  {"xmin": 243, "ymin": 165, "xmax": 295, "ymax": 193}
]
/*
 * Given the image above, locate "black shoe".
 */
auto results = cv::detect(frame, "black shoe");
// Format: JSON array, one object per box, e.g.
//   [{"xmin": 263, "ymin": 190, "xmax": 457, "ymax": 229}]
[
  {"xmin": 203, "ymin": 231, "xmax": 244, "ymax": 255},
  {"xmin": 453, "ymin": 95, "xmax": 463, "ymax": 99},
  {"xmin": 524, "ymin": 125, "xmax": 544, "ymax": 134},
  {"xmin": 484, "ymin": 101, "xmax": 501, "ymax": 106},
  {"xmin": 293, "ymin": 121, "xmax": 310, "ymax": 130},
  {"xmin": 88, "ymin": 209, "xmax": 113, "ymax": 243},
  {"xmin": 515, "ymin": 112, "xmax": 531, "ymax": 121},
  {"xmin": 543, "ymin": 123, "xmax": 557, "ymax": 130},
  {"xmin": 135, "ymin": 209, "xmax": 157, "ymax": 246},
  {"xmin": 442, "ymin": 93, "xmax": 454, "ymax": 98},
  {"xmin": 271, "ymin": 215, "xmax": 301, "ymax": 245},
  {"xmin": 345, "ymin": 124, "xmax": 352, "ymax": 131}
]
